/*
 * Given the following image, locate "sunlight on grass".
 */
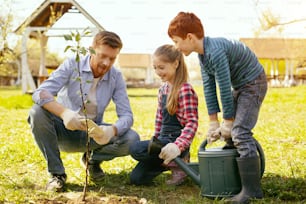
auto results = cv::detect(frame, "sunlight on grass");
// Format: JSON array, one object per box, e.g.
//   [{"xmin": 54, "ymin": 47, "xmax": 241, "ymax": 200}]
[{"xmin": 0, "ymin": 85, "xmax": 305, "ymax": 203}]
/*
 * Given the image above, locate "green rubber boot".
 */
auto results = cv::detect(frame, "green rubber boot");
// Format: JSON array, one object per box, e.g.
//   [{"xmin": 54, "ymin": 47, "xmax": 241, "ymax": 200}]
[{"xmin": 226, "ymin": 156, "xmax": 263, "ymax": 204}]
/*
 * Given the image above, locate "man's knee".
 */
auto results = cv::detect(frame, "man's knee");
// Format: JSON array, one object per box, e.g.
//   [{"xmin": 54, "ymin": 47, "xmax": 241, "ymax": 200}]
[
  {"xmin": 126, "ymin": 129, "xmax": 140, "ymax": 143},
  {"xmin": 29, "ymin": 104, "xmax": 45, "ymax": 121}
]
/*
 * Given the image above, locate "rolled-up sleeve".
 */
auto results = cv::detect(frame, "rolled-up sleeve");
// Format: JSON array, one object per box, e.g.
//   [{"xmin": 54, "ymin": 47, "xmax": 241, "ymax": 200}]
[{"xmin": 32, "ymin": 59, "xmax": 73, "ymax": 106}]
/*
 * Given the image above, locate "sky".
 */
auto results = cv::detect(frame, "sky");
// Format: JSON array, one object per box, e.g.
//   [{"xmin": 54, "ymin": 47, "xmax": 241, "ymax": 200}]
[{"xmin": 3, "ymin": 0, "xmax": 306, "ymax": 55}]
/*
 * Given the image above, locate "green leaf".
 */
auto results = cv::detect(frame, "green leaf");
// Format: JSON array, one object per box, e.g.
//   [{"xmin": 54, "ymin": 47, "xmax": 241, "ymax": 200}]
[
  {"xmin": 76, "ymin": 53, "xmax": 80, "ymax": 62},
  {"xmin": 80, "ymin": 47, "xmax": 87, "ymax": 55},
  {"xmin": 64, "ymin": 35, "xmax": 73, "ymax": 41},
  {"xmin": 64, "ymin": 46, "xmax": 72, "ymax": 53},
  {"xmin": 75, "ymin": 32, "xmax": 81, "ymax": 42},
  {"xmin": 89, "ymin": 47, "xmax": 96, "ymax": 55},
  {"xmin": 84, "ymin": 30, "xmax": 91, "ymax": 36}
]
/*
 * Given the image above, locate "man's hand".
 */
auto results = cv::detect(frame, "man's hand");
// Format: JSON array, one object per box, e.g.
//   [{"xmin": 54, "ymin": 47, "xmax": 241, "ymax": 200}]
[
  {"xmin": 219, "ymin": 120, "xmax": 233, "ymax": 139},
  {"xmin": 60, "ymin": 109, "xmax": 85, "ymax": 131},
  {"xmin": 207, "ymin": 121, "xmax": 220, "ymax": 144},
  {"xmin": 159, "ymin": 143, "xmax": 181, "ymax": 165},
  {"xmin": 88, "ymin": 125, "xmax": 115, "ymax": 145}
]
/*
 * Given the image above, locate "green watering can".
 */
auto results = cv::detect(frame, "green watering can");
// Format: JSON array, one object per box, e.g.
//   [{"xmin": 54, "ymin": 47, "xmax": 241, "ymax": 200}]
[{"xmin": 148, "ymin": 137, "xmax": 265, "ymax": 198}]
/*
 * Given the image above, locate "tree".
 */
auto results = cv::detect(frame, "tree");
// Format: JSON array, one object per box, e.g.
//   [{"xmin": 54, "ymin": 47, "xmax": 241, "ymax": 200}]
[
  {"xmin": 253, "ymin": 0, "xmax": 306, "ymax": 37},
  {"xmin": 0, "ymin": 0, "xmax": 18, "ymax": 79}
]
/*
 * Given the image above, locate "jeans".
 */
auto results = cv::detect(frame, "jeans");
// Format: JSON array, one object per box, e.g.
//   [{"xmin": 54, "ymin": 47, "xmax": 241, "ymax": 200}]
[
  {"xmin": 129, "ymin": 133, "xmax": 189, "ymax": 185},
  {"xmin": 28, "ymin": 104, "xmax": 140, "ymax": 175},
  {"xmin": 129, "ymin": 140, "xmax": 166, "ymax": 185},
  {"xmin": 232, "ymin": 71, "xmax": 267, "ymax": 158}
]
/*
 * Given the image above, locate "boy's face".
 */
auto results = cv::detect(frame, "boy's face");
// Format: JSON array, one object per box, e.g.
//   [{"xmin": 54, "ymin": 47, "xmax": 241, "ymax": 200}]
[{"xmin": 171, "ymin": 35, "xmax": 193, "ymax": 56}]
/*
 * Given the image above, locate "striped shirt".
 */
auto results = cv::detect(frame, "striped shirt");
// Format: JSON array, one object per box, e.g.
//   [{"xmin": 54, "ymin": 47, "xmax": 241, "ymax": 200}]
[
  {"xmin": 154, "ymin": 82, "xmax": 198, "ymax": 151},
  {"xmin": 198, "ymin": 37, "xmax": 264, "ymax": 119}
]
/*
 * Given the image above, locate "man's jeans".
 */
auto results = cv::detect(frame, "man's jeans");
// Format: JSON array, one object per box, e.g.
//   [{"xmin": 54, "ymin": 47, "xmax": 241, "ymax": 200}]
[
  {"xmin": 232, "ymin": 71, "xmax": 267, "ymax": 158},
  {"xmin": 28, "ymin": 104, "xmax": 140, "ymax": 175}
]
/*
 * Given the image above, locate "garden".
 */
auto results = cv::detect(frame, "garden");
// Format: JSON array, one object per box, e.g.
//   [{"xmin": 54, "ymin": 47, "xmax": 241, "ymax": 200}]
[{"xmin": 0, "ymin": 85, "xmax": 305, "ymax": 203}]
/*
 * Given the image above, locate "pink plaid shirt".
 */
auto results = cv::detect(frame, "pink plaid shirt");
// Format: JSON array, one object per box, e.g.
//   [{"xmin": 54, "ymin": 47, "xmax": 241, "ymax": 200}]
[{"xmin": 154, "ymin": 82, "xmax": 199, "ymax": 151}]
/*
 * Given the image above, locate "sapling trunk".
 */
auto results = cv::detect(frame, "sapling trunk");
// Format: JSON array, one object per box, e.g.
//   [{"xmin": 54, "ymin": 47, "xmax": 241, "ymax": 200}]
[{"xmin": 64, "ymin": 28, "xmax": 94, "ymax": 202}]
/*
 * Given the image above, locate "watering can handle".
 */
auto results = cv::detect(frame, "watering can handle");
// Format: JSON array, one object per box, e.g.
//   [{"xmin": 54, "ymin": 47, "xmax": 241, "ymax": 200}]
[{"xmin": 199, "ymin": 139, "xmax": 208, "ymax": 151}]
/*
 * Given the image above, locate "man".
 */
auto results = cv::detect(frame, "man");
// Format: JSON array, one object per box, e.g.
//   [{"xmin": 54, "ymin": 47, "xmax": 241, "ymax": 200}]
[
  {"xmin": 28, "ymin": 31, "xmax": 140, "ymax": 192},
  {"xmin": 167, "ymin": 12, "xmax": 267, "ymax": 203}
]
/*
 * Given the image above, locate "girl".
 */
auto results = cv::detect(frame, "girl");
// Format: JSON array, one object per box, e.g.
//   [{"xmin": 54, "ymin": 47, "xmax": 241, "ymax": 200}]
[{"xmin": 129, "ymin": 44, "xmax": 198, "ymax": 186}]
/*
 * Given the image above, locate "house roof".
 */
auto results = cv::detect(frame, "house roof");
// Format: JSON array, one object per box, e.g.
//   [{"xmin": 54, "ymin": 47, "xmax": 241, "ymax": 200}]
[
  {"xmin": 240, "ymin": 38, "xmax": 306, "ymax": 59},
  {"xmin": 14, "ymin": 0, "xmax": 104, "ymax": 37}
]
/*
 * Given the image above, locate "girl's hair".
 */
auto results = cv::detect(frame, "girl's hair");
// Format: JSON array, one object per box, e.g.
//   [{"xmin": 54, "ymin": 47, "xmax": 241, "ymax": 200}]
[
  {"xmin": 93, "ymin": 30, "xmax": 123, "ymax": 49},
  {"xmin": 153, "ymin": 44, "xmax": 189, "ymax": 115},
  {"xmin": 168, "ymin": 12, "xmax": 204, "ymax": 40}
]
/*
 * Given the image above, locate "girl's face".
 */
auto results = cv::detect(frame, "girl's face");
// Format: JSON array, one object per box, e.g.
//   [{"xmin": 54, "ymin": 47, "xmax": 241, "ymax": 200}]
[{"xmin": 152, "ymin": 55, "xmax": 178, "ymax": 84}]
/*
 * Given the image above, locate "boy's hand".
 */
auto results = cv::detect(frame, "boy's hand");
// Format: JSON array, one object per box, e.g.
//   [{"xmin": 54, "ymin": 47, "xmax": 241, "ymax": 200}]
[
  {"xmin": 207, "ymin": 121, "xmax": 220, "ymax": 143},
  {"xmin": 219, "ymin": 120, "xmax": 233, "ymax": 139}
]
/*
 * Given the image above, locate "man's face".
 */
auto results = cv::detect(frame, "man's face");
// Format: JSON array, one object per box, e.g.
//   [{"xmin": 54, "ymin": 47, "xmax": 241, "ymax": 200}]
[
  {"xmin": 90, "ymin": 44, "xmax": 120, "ymax": 78},
  {"xmin": 171, "ymin": 35, "xmax": 193, "ymax": 56}
]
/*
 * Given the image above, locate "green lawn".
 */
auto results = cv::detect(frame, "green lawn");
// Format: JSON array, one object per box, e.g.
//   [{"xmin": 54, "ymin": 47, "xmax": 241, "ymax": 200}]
[{"xmin": 0, "ymin": 85, "xmax": 305, "ymax": 203}]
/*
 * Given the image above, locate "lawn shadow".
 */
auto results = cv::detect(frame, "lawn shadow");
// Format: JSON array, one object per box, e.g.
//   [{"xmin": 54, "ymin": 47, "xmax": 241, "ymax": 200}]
[
  {"xmin": 261, "ymin": 173, "xmax": 306, "ymax": 201},
  {"xmin": 65, "ymin": 172, "xmax": 205, "ymax": 203},
  {"xmin": 64, "ymin": 172, "xmax": 306, "ymax": 203}
]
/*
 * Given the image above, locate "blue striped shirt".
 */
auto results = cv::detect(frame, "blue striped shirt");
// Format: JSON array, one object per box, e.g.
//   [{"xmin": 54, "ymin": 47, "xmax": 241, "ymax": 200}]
[{"xmin": 198, "ymin": 37, "xmax": 264, "ymax": 119}]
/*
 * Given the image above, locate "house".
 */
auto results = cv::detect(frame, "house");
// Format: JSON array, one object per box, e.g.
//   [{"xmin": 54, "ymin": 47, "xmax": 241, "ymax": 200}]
[{"xmin": 240, "ymin": 38, "xmax": 306, "ymax": 87}]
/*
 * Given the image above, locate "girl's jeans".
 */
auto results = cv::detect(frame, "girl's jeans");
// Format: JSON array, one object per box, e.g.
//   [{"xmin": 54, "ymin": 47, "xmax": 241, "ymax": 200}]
[
  {"xmin": 129, "ymin": 133, "xmax": 188, "ymax": 185},
  {"xmin": 28, "ymin": 104, "xmax": 139, "ymax": 175},
  {"xmin": 232, "ymin": 71, "xmax": 267, "ymax": 158}
]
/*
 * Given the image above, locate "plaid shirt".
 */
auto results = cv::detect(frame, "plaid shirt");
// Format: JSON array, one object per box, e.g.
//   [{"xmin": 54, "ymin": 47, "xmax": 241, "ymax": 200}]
[{"xmin": 154, "ymin": 82, "xmax": 198, "ymax": 151}]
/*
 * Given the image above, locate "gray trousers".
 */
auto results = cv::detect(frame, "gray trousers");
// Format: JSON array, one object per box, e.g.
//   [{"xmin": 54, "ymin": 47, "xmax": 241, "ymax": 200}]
[{"xmin": 232, "ymin": 71, "xmax": 267, "ymax": 158}]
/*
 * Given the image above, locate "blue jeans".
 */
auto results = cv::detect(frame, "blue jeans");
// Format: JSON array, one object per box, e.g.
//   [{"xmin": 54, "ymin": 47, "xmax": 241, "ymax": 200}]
[
  {"xmin": 129, "ymin": 140, "xmax": 166, "ymax": 185},
  {"xmin": 28, "ymin": 104, "xmax": 140, "ymax": 175},
  {"xmin": 232, "ymin": 71, "xmax": 267, "ymax": 158},
  {"xmin": 129, "ymin": 134, "xmax": 188, "ymax": 185}
]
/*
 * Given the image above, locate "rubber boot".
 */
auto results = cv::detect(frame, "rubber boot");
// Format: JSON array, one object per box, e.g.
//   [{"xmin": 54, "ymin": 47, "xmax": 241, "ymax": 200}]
[
  {"xmin": 226, "ymin": 156, "xmax": 263, "ymax": 204},
  {"xmin": 165, "ymin": 153, "xmax": 189, "ymax": 186}
]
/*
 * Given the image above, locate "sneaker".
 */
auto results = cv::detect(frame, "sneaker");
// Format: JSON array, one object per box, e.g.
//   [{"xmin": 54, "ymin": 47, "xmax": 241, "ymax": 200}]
[
  {"xmin": 46, "ymin": 174, "xmax": 67, "ymax": 192},
  {"xmin": 81, "ymin": 152, "xmax": 105, "ymax": 181}
]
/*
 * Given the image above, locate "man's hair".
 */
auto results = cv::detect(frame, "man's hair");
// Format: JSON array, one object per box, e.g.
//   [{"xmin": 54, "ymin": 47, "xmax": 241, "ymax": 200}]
[
  {"xmin": 168, "ymin": 12, "xmax": 204, "ymax": 40},
  {"xmin": 93, "ymin": 30, "xmax": 123, "ymax": 49}
]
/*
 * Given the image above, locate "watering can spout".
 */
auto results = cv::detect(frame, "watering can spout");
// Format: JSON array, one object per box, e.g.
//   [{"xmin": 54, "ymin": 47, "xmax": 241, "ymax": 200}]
[
  {"xmin": 148, "ymin": 136, "xmax": 201, "ymax": 186},
  {"xmin": 174, "ymin": 157, "xmax": 201, "ymax": 186}
]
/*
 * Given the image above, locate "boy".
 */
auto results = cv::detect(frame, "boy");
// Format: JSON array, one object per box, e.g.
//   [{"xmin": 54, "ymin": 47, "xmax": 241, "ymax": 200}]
[{"xmin": 167, "ymin": 12, "xmax": 267, "ymax": 203}]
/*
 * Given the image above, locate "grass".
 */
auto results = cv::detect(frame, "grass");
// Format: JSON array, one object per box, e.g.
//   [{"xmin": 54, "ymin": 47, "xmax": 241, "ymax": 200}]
[{"xmin": 0, "ymin": 85, "xmax": 305, "ymax": 203}]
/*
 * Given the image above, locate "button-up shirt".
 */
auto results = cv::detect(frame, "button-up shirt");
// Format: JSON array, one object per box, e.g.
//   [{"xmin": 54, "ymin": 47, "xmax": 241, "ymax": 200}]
[{"xmin": 32, "ymin": 55, "xmax": 133, "ymax": 136}]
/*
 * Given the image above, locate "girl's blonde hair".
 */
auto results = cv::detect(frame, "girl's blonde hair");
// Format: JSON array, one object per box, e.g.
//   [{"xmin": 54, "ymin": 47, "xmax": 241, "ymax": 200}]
[{"xmin": 153, "ymin": 44, "xmax": 189, "ymax": 115}]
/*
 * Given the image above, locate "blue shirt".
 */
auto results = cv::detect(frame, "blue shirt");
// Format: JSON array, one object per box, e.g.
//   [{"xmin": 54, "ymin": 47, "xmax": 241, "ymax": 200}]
[
  {"xmin": 198, "ymin": 37, "xmax": 264, "ymax": 119},
  {"xmin": 32, "ymin": 55, "xmax": 133, "ymax": 136}
]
